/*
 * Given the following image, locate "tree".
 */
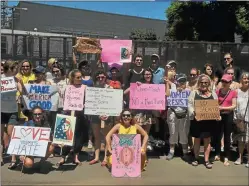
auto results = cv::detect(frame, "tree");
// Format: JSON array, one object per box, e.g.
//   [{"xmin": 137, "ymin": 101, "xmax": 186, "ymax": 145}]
[
  {"xmin": 129, "ymin": 29, "xmax": 157, "ymax": 40},
  {"xmin": 166, "ymin": 1, "xmax": 249, "ymax": 42}
]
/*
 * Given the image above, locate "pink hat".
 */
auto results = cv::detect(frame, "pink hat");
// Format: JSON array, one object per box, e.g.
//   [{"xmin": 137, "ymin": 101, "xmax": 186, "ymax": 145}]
[{"xmin": 221, "ymin": 74, "xmax": 233, "ymax": 82}]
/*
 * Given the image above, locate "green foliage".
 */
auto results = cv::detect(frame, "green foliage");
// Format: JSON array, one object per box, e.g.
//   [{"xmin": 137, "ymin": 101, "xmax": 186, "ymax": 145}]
[
  {"xmin": 129, "ymin": 29, "xmax": 157, "ymax": 40},
  {"xmin": 166, "ymin": 1, "xmax": 249, "ymax": 42}
]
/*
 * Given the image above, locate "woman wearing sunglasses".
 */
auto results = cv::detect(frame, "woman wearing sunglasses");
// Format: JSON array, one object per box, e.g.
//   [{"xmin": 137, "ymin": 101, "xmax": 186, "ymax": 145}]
[
  {"xmin": 105, "ymin": 109, "xmax": 148, "ymax": 171},
  {"xmin": 188, "ymin": 74, "xmax": 220, "ymax": 169},
  {"xmin": 214, "ymin": 74, "xmax": 237, "ymax": 166},
  {"xmin": 89, "ymin": 70, "xmax": 115, "ymax": 166},
  {"xmin": 1, "ymin": 61, "xmax": 23, "ymax": 168},
  {"xmin": 186, "ymin": 68, "xmax": 200, "ymax": 91},
  {"xmin": 56, "ymin": 70, "xmax": 87, "ymax": 166},
  {"xmin": 18, "ymin": 106, "xmax": 54, "ymax": 172}
]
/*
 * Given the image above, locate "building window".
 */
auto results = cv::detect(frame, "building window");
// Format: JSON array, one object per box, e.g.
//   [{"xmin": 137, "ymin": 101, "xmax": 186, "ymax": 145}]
[{"xmin": 1, "ymin": 36, "xmax": 7, "ymax": 54}]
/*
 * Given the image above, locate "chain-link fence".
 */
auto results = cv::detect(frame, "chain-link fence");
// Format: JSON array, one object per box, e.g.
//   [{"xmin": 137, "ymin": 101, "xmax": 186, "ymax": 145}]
[{"xmin": 2, "ymin": 33, "xmax": 249, "ymax": 73}]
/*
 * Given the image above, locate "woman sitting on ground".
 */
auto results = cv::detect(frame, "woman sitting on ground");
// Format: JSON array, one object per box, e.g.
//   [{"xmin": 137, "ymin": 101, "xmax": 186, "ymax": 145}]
[
  {"xmin": 19, "ymin": 106, "xmax": 54, "ymax": 172},
  {"xmin": 105, "ymin": 109, "xmax": 149, "ymax": 171}
]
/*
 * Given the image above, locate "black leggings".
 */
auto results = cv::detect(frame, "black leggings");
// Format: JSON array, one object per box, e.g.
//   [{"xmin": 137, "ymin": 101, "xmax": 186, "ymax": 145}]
[
  {"xmin": 214, "ymin": 113, "xmax": 234, "ymax": 158},
  {"xmin": 62, "ymin": 115, "xmax": 88, "ymax": 156}
]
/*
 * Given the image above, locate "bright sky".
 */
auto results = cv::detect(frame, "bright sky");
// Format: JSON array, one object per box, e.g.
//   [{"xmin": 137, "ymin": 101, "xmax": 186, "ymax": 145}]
[{"xmin": 8, "ymin": 1, "xmax": 172, "ymax": 20}]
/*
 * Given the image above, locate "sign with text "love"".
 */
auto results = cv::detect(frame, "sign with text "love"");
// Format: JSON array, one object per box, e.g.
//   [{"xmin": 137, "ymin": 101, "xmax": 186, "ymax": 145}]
[{"xmin": 7, "ymin": 126, "xmax": 51, "ymax": 157}]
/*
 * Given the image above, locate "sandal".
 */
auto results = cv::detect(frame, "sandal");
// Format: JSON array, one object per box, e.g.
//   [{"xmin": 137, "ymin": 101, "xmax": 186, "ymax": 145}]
[
  {"xmin": 224, "ymin": 158, "xmax": 230, "ymax": 166},
  {"xmin": 8, "ymin": 161, "xmax": 18, "ymax": 170},
  {"xmin": 205, "ymin": 161, "xmax": 212, "ymax": 169},
  {"xmin": 89, "ymin": 159, "xmax": 99, "ymax": 165},
  {"xmin": 73, "ymin": 161, "xmax": 82, "ymax": 166},
  {"xmin": 191, "ymin": 159, "xmax": 199, "ymax": 166},
  {"xmin": 55, "ymin": 158, "xmax": 65, "ymax": 168},
  {"xmin": 214, "ymin": 155, "xmax": 220, "ymax": 161},
  {"xmin": 101, "ymin": 161, "xmax": 107, "ymax": 167}
]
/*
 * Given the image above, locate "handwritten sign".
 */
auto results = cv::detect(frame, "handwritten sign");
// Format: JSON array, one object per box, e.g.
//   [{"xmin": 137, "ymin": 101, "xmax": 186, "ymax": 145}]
[
  {"xmin": 167, "ymin": 90, "xmax": 190, "ymax": 107},
  {"xmin": 100, "ymin": 40, "xmax": 132, "ymax": 63},
  {"xmin": 63, "ymin": 85, "xmax": 85, "ymax": 111},
  {"xmin": 7, "ymin": 126, "xmax": 51, "ymax": 157},
  {"xmin": 84, "ymin": 87, "xmax": 123, "ymax": 116},
  {"xmin": 1, "ymin": 76, "xmax": 17, "ymax": 93},
  {"xmin": 112, "ymin": 134, "xmax": 141, "ymax": 178},
  {"xmin": 23, "ymin": 84, "xmax": 59, "ymax": 111},
  {"xmin": 195, "ymin": 100, "xmax": 220, "ymax": 121},
  {"xmin": 129, "ymin": 83, "xmax": 165, "ymax": 110},
  {"xmin": 53, "ymin": 114, "xmax": 76, "ymax": 146}
]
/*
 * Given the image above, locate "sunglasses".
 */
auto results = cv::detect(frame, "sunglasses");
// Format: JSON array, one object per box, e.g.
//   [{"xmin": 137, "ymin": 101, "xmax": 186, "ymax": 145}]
[
  {"xmin": 190, "ymin": 74, "xmax": 197, "ymax": 77},
  {"xmin": 200, "ymin": 82, "xmax": 209, "ymax": 85},
  {"xmin": 22, "ymin": 65, "xmax": 30, "ymax": 68},
  {"xmin": 227, "ymin": 73, "xmax": 234, "ymax": 75},
  {"xmin": 221, "ymin": 80, "xmax": 230, "ymax": 84},
  {"xmin": 224, "ymin": 58, "xmax": 231, "ymax": 60},
  {"xmin": 33, "ymin": 113, "xmax": 42, "ymax": 116},
  {"xmin": 75, "ymin": 76, "xmax": 82, "ymax": 80},
  {"xmin": 52, "ymin": 70, "xmax": 60, "ymax": 73},
  {"xmin": 97, "ymin": 76, "xmax": 106, "ymax": 79},
  {"xmin": 122, "ymin": 114, "xmax": 131, "ymax": 118}
]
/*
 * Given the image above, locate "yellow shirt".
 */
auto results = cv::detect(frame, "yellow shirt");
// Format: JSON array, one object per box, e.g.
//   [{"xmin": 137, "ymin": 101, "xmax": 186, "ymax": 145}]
[{"xmin": 118, "ymin": 124, "xmax": 137, "ymax": 134}]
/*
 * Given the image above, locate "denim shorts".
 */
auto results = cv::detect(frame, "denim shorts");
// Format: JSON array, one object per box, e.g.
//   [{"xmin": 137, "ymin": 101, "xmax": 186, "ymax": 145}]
[{"xmin": 1, "ymin": 112, "xmax": 18, "ymax": 125}]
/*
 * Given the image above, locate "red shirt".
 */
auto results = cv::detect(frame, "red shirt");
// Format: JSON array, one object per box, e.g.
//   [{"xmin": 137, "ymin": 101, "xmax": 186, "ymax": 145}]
[{"xmin": 216, "ymin": 89, "xmax": 237, "ymax": 107}]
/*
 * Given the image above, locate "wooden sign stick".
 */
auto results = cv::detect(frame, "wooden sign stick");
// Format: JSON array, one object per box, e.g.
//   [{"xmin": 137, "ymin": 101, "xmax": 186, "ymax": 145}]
[{"xmin": 20, "ymin": 155, "xmax": 26, "ymax": 176}]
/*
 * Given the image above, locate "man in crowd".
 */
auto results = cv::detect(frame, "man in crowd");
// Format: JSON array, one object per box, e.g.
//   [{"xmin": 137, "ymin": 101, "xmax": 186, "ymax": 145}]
[{"xmin": 149, "ymin": 54, "xmax": 165, "ymax": 84}]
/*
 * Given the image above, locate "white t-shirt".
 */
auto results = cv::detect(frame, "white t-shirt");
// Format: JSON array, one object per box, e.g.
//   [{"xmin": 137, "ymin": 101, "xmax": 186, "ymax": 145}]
[
  {"xmin": 49, "ymin": 78, "xmax": 68, "ymax": 108},
  {"xmin": 235, "ymin": 89, "xmax": 249, "ymax": 122}
]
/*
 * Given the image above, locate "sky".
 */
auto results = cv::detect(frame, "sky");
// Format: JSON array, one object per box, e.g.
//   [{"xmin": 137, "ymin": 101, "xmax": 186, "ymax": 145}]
[{"xmin": 7, "ymin": 1, "xmax": 172, "ymax": 20}]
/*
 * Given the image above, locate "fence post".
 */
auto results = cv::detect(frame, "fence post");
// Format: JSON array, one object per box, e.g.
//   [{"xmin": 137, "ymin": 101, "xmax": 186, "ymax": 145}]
[
  {"xmin": 13, "ymin": 35, "xmax": 18, "ymax": 59},
  {"xmin": 46, "ymin": 37, "xmax": 50, "ymax": 63},
  {"xmin": 63, "ymin": 38, "xmax": 67, "ymax": 66},
  {"xmin": 23, "ymin": 35, "xmax": 27, "ymax": 56},
  {"xmin": 39, "ymin": 37, "xmax": 42, "ymax": 65}
]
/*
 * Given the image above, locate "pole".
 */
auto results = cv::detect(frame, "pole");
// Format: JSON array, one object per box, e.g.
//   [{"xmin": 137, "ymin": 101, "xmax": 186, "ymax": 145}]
[{"xmin": 11, "ymin": 7, "xmax": 14, "ymax": 57}]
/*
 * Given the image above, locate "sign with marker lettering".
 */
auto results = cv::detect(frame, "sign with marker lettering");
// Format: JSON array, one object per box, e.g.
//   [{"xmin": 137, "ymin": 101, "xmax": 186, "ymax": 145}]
[
  {"xmin": 129, "ymin": 83, "xmax": 165, "ymax": 110},
  {"xmin": 84, "ymin": 87, "xmax": 123, "ymax": 116},
  {"xmin": 23, "ymin": 84, "xmax": 59, "ymax": 111},
  {"xmin": 167, "ymin": 90, "xmax": 190, "ymax": 107},
  {"xmin": 7, "ymin": 126, "xmax": 51, "ymax": 157},
  {"xmin": 195, "ymin": 100, "xmax": 220, "ymax": 121},
  {"xmin": 112, "ymin": 134, "xmax": 141, "ymax": 178},
  {"xmin": 63, "ymin": 85, "xmax": 85, "ymax": 111},
  {"xmin": 1, "ymin": 76, "xmax": 17, "ymax": 93}
]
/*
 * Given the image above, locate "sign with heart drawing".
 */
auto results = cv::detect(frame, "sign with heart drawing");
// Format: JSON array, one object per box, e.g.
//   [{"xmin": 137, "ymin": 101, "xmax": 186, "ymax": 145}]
[{"xmin": 7, "ymin": 126, "xmax": 51, "ymax": 157}]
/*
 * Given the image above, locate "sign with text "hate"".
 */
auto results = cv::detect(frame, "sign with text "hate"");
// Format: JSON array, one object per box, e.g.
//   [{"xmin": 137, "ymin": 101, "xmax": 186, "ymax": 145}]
[
  {"xmin": 129, "ymin": 83, "xmax": 165, "ymax": 110},
  {"xmin": 112, "ymin": 134, "xmax": 141, "ymax": 178},
  {"xmin": 7, "ymin": 126, "xmax": 51, "ymax": 157},
  {"xmin": 195, "ymin": 99, "xmax": 220, "ymax": 121}
]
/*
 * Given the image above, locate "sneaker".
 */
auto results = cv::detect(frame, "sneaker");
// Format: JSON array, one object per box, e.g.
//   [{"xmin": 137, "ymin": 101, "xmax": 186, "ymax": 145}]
[
  {"xmin": 166, "ymin": 152, "xmax": 174, "ymax": 160},
  {"xmin": 245, "ymin": 163, "xmax": 249, "ymax": 168},
  {"xmin": 88, "ymin": 140, "xmax": 93, "ymax": 149},
  {"xmin": 211, "ymin": 147, "xmax": 215, "ymax": 152},
  {"xmin": 234, "ymin": 158, "xmax": 242, "ymax": 165},
  {"xmin": 221, "ymin": 147, "xmax": 224, "ymax": 152}
]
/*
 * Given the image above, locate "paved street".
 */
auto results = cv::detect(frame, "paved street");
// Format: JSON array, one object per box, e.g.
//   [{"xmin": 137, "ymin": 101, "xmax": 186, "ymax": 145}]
[{"xmin": 1, "ymin": 151, "xmax": 248, "ymax": 186}]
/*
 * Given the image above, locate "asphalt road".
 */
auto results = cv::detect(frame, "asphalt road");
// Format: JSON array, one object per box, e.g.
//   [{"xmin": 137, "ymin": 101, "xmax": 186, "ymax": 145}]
[{"xmin": 1, "ymin": 151, "xmax": 248, "ymax": 186}]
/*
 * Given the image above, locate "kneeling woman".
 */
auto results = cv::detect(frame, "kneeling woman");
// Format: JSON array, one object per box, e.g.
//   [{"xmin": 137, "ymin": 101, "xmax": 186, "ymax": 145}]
[
  {"xmin": 20, "ymin": 106, "xmax": 54, "ymax": 170},
  {"xmin": 105, "ymin": 109, "xmax": 149, "ymax": 171}
]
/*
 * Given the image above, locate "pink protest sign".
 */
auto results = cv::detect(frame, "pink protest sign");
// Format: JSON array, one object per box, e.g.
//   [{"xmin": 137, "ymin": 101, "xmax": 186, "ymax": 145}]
[
  {"xmin": 129, "ymin": 83, "xmax": 166, "ymax": 110},
  {"xmin": 112, "ymin": 134, "xmax": 141, "ymax": 178},
  {"xmin": 100, "ymin": 39, "xmax": 132, "ymax": 63},
  {"xmin": 63, "ymin": 85, "xmax": 85, "ymax": 111}
]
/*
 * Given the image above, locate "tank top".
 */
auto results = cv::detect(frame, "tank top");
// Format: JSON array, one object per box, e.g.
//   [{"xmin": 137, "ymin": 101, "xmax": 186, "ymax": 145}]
[
  {"xmin": 194, "ymin": 92, "xmax": 214, "ymax": 101},
  {"xmin": 118, "ymin": 124, "xmax": 137, "ymax": 134}
]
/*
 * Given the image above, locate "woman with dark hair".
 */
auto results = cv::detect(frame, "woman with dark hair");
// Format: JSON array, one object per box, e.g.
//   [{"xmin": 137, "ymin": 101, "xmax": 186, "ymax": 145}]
[
  {"xmin": 56, "ymin": 69, "xmax": 87, "ymax": 166},
  {"xmin": 88, "ymin": 70, "xmax": 115, "ymax": 166},
  {"xmin": 203, "ymin": 63, "xmax": 218, "ymax": 91},
  {"xmin": 105, "ymin": 109, "xmax": 148, "ymax": 171}
]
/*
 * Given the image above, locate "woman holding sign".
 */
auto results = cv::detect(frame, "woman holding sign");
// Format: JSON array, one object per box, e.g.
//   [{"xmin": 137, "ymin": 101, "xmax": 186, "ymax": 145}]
[
  {"xmin": 188, "ymin": 74, "xmax": 220, "ymax": 169},
  {"xmin": 1, "ymin": 60, "xmax": 23, "ymax": 168},
  {"xmin": 105, "ymin": 109, "xmax": 148, "ymax": 171}
]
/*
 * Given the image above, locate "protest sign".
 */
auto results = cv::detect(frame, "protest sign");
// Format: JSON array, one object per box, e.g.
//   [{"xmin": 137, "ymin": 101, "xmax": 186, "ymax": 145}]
[
  {"xmin": 100, "ymin": 40, "xmax": 132, "ymax": 63},
  {"xmin": 112, "ymin": 134, "xmax": 141, "ymax": 178},
  {"xmin": 73, "ymin": 37, "xmax": 102, "ymax": 54},
  {"xmin": 63, "ymin": 85, "xmax": 85, "ymax": 111},
  {"xmin": 53, "ymin": 114, "xmax": 76, "ymax": 146},
  {"xmin": 23, "ymin": 84, "xmax": 59, "ymax": 111},
  {"xmin": 1, "ymin": 76, "xmax": 17, "ymax": 93},
  {"xmin": 84, "ymin": 87, "xmax": 123, "ymax": 116},
  {"xmin": 167, "ymin": 90, "xmax": 190, "ymax": 107},
  {"xmin": 129, "ymin": 83, "xmax": 165, "ymax": 110},
  {"xmin": 7, "ymin": 126, "xmax": 51, "ymax": 157},
  {"xmin": 195, "ymin": 99, "xmax": 220, "ymax": 120}
]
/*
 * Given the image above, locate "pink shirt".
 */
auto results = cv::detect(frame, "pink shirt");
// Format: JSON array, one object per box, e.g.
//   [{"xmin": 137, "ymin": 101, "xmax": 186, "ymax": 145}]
[{"xmin": 216, "ymin": 89, "xmax": 237, "ymax": 107}]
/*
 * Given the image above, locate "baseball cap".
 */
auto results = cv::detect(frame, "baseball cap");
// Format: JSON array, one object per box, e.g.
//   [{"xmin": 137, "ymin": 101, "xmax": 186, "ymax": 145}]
[
  {"xmin": 166, "ymin": 60, "xmax": 177, "ymax": 68},
  {"xmin": 221, "ymin": 74, "xmax": 233, "ymax": 82},
  {"xmin": 109, "ymin": 63, "xmax": 120, "ymax": 72},
  {"xmin": 176, "ymin": 73, "xmax": 187, "ymax": 83},
  {"xmin": 151, "ymin": 54, "xmax": 160, "ymax": 60},
  {"xmin": 33, "ymin": 65, "xmax": 46, "ymax": 74}
]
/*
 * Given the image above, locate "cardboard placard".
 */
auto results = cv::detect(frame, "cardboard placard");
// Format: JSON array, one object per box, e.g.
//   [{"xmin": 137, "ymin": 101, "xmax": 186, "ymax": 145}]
[
  {"xmin": 195, "ymin": 99, "xmax": 220, "ymax": 121},
  {"xmin": 53, "ymin": 114, "xmax": 76, "ymax": 146},
  {"xmin": 129, "ymin": 83, "xmax": 165, "ymax": 110},
  {"xmin": 112, "ymin": 134, "xmax": 141, "ymax": 178},
  {"xmin": 7, "ymin": 126, "xmax": 51, "ymax": 157},
  {"xmin": 1, "ymin": 76, "xmax": 17, "ymax": 93}
]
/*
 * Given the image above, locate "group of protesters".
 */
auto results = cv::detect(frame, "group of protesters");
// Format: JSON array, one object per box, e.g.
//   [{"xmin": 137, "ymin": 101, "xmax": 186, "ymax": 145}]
[{"xmin": 1, "ymin": 51, "xmax": 249, "ymax": 174}]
